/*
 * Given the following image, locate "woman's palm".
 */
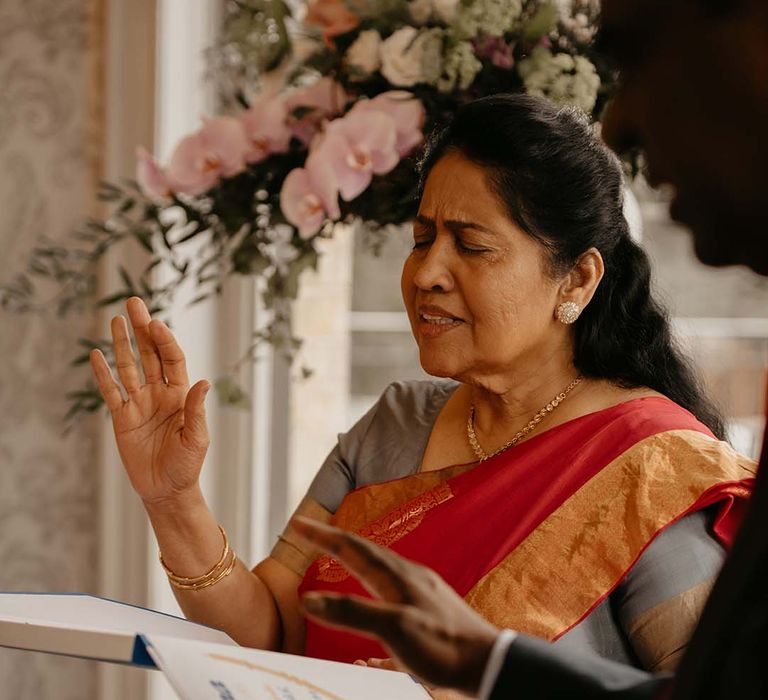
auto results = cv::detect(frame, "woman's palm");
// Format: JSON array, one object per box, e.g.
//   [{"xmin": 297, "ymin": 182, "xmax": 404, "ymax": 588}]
[{"xmin": 90, "ymin": 299, "xmax": 211, "ymax": 504}]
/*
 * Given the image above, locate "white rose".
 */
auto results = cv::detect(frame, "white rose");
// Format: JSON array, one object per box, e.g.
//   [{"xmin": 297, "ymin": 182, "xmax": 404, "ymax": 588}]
[
  {"xmin": 380, "ymin": 27, "xmax": 443, "ymax": 87},
  {"xmin": 408, "ymin": 0, "xmax": 433, "ymax": 24},
  {"xmin": 433, "ymin": 0, "xmax": 460, "ymax": 23},
  {"xmin": 345, "ymin": 29, "xmax": 382, "ymax": 78}
]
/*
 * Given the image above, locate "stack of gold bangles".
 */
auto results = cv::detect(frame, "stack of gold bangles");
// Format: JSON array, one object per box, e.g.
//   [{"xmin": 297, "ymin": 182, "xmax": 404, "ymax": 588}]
[{"xmin": 159, "ymin": 525, "xmax": 236, "ymax": 591}]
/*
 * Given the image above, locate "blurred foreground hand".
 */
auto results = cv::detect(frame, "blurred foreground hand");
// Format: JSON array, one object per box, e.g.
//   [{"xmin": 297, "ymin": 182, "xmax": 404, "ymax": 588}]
[{"xmin": 294, "ymin": 517, "xmax": 499, "ymax": 696}]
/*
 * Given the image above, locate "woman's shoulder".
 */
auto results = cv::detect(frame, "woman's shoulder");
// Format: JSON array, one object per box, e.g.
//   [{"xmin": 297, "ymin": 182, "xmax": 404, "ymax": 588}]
[
  {"xmin": 339, "ymin": 379, "xmax": 459, "ymax": 461},
  {"xmin": 374, "ymin": 378, "xmax": 459, "ymax": 424},
  {"xmin": 581, "ymin": 382, "xmax": 709, "ymax": 436}
]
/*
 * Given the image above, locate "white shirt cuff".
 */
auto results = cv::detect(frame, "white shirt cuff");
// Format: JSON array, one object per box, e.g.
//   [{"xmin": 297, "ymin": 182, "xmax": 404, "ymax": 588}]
[{"xmin": 476, "ymin": 630, "xmax": 518, "ymax": 700}]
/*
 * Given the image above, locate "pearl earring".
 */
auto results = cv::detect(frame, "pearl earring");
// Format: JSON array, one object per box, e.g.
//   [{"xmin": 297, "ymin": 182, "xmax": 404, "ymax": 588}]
[{"xmin": 555, "ymin": 301, "xmax": 581, "ymax": 324}]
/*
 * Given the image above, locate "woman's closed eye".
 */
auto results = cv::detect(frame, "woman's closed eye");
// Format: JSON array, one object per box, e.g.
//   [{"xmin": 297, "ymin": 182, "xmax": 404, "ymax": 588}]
[
  {"xmin": 456, "ymin": 238, "xmax": 491, "ymax": 254},
  {"xmin": 411, "ymin": 236, "xmax": 492, "ymax": 255}
]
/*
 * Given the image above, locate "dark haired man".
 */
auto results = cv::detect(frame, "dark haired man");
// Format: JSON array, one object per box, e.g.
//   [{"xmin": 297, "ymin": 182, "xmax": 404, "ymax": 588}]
[{"xmin": 294, "ymin": 0, "xmax": 768, "ymax": 698}]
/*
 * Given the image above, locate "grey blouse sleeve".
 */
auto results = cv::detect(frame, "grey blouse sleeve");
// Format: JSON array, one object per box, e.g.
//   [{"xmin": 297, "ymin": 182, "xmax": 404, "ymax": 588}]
[
  {"xmin": 304, "ymin": 380, "xmax": 454, "ymax": 514},
  {"xmin": 305, "ymin": 397, "xmax": 381, "ymax": 514},
  {"xmin": 613, "ymin": 507, "xmax": 726, "ymax": 671}
]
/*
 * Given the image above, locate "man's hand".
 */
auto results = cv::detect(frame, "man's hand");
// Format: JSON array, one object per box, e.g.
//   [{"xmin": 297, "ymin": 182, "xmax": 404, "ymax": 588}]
[{"xmin": 293, "ymin": 517, "xmax": 500, "ymax": 696}]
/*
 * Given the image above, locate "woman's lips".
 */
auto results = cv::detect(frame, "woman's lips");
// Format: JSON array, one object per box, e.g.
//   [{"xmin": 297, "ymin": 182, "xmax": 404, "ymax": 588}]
[{"xmin": 417, "ymin": 312, "xmax": 464, "ymax": 337}]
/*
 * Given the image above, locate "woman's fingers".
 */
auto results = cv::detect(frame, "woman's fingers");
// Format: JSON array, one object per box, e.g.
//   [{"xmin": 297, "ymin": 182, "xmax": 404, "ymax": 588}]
[
  {"xmin": 182, "ymin": 380, "xmax": 211, "ymax": 448},
  {"xmin": 111, "ymin": 315, "xmax": 142, "ymax": 394},
  {"xmin": 126, "ymin": 297, "xmax": 163, "ymax": 384},
  {"xmin": 365, "ymin": 658, "xmax": 400, "ymax": 671},
  {"xmin": 353, "ymin": 658, "xmax": 399, "ymax": 671},
  {"xmin": 89, "ymin": 349, "xmax": 124, "ymax": 412},
  {"xmin": 293, "ymin": 517, "xmax": 415, "ymax": 603},
  {"xmin": 149, "ymin": 320, "xmax": 190, "ymax": 387}
]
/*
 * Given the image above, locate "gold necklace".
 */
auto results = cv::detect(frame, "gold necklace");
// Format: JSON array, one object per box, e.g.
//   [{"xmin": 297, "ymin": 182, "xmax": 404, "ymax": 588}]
[{"xmin": 467, "ymin": 376, "xmax": 583, "ymax": 462}]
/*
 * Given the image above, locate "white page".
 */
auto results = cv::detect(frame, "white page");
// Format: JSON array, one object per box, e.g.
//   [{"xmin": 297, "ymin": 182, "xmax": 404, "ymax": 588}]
[{"xmin": 145, "ymin": 634, "xmax": 431, "ymax": 700}]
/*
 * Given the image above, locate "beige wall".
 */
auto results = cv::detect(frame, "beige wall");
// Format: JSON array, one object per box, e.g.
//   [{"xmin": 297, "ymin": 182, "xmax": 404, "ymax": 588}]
[{"xmin": 0, "ymin": 0, "xmax": 105, "ymax": 696}]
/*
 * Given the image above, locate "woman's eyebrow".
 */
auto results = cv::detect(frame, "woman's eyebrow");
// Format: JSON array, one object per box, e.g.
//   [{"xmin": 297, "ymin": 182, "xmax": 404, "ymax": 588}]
[
  {"xmin": 414, "ymin": 214, "xmax": 496, "ymax": 235},
  {"xmin": 444, "ymin": 219, "xmax": 496, "ymax": 236},
  {"xmin": 415, "ymin": 214, "xmax": 495, "ymax": 235},
  {"xmin": 414, "ymin": 214, "xmax": 436, "ymax": 229}
]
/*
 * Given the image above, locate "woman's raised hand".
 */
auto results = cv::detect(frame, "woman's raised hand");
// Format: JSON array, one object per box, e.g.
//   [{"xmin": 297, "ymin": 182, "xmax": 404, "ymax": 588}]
[{"xmin": 90, "ymin": 297, "xmax": 211, "ymax": 507}]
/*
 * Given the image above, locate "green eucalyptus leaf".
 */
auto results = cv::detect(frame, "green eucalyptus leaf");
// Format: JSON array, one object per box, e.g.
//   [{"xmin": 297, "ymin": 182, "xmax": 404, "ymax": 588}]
[
  {"xmin": 214, "ymin": 375, "xmax": 251, "ymax": 409},
  {"xmin": 524, "ymin": 3, "xmax": 558, "ymax": 41},
  {"xmin": 96, "ymin": 291, "xmax": 131, "ymax": 307}
]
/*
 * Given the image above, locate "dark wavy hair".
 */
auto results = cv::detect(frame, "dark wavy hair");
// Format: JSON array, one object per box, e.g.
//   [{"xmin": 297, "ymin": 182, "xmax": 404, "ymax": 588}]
[{"xmin": 418, "ymin": 94, "xmax": 725, "ymax": 439}]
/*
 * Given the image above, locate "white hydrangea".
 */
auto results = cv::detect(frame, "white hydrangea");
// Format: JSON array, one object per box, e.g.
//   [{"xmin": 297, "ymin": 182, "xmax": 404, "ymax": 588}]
[
  {"xmin": 518, "ymin": 46, "xmax": 601, "ymax": 114},
  {"xmin": 345, "ymin": 29, "xmax": 382, "ymax": 79},
  {"xmin": 556, "ymin": 0, "xmax": 600, "ymax": 46},
  {"xmin": 453, "ymin": 0, "xmax": 523, "ymax": 40},
  {"xmin": 437, "ymin": 41, "xmax": 482, "ymax": 93},
  {"xmin": 381, "ymin": 27, "xmax": 443, "ymax": 87}
]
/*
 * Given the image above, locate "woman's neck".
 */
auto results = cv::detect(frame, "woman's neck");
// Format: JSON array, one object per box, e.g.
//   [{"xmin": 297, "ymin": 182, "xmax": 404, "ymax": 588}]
[{"xmin": 469, "ymin": 365, "xmax": 582, "ymax": 436}]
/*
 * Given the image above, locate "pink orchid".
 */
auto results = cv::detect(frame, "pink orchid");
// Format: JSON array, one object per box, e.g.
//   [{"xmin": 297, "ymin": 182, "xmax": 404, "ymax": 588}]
[
  {"xmin": 240, "ymin": 96, "xmax": 292, "ymax": 164},
  {"xmin": 165, "ymin": 117, "xmax": 250, "ymax": 196},
  {"xmin": 350, "ymin": 91, "xmax": 426, "ymax": 156},
  {"xmin": 305, "ymin": 0, "xmax": 360, "ymax": 45},
  {"xmin": 136, "ymin": 147, "xmax": 170, "ymax": 198},
  {"xmin": 315, "ymin": 109, "xmax": 399, "ymax": 201},
  {"xmin": 284, "ymin": 78, "xmax": 348, "ymax": 145},
  {"xmin": 280, "ymin": 151, "xmax": 341, "ymax": 239}
]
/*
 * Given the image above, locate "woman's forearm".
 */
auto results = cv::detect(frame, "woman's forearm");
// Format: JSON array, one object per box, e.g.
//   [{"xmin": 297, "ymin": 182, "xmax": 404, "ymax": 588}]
[{"xmin": 144, "ymin": 487, "xmax": 283, "ymax": 649}]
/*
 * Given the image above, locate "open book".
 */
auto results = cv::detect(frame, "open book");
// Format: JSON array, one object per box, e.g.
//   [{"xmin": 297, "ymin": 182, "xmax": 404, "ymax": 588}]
[
  {"xmin": 145, "ymin": 634, "xmax": 430, "ymax": 699},
  {"xmin": 0, "ymin": 592, "xmax": 235, "ymax": 667},
  {"xmin": 0, "ymin": 593, "xmax": 429, "ymax": 699}
]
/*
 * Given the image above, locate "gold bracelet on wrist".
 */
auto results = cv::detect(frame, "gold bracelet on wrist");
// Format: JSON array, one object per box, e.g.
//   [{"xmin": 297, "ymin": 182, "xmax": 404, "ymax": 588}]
[
  {"xmin": 167, "ymin": 550, "xmax": 237, "ymax": 591},
  {"xmin": 159, "ymin": 524, "xmax": 237, "ymax": 591}
]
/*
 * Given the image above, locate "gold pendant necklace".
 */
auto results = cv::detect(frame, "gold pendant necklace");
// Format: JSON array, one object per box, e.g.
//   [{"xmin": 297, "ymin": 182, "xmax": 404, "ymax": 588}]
[{"xmin": 467, "ymin": 376, "xmax": 583, "ymax": 462}]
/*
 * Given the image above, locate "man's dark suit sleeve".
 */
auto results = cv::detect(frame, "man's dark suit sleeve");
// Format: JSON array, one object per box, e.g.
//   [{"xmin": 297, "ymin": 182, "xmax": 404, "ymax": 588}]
[{"xmin": 490, "ymin": 634, "xmax": 671, "ymax": 699}]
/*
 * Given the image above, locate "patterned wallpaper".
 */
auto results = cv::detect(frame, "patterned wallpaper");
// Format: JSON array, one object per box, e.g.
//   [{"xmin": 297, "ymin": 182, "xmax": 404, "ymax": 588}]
[{"xmin": 0, "ymin": 0, "xmax": 103, "ymax": 696}]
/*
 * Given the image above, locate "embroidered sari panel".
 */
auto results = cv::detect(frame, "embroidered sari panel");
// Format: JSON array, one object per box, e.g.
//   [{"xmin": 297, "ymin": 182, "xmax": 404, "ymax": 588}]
[{"xmin": 298, "ymin": 398, "xmax": 756, "ymax": 663}]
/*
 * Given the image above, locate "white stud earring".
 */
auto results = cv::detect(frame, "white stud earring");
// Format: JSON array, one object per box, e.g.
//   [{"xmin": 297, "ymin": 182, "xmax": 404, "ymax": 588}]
[{"xmin": 555, "ymin": 301, "xmax": 581, "ymax": 324}]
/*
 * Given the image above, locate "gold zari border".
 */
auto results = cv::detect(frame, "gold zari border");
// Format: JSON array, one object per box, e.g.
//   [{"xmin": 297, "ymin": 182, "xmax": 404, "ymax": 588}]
[
  {"xmin": 317, "ymin": 481, "xmax": 454, "ymax": 582},
  {"xmin": 465, "ymin": 430, "xmax": 756, "ymax": 639}
]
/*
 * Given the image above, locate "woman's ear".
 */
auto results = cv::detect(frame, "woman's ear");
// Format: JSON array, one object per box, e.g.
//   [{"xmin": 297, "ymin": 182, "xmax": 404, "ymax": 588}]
[{"xmin": 559, "ymin": 248, "xmax": 604, "ymax": 309}]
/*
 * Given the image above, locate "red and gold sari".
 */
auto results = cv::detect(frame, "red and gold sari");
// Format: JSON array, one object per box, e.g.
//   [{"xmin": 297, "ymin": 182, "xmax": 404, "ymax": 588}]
[{"xmin": 298, "ymin": 397, "xmax": 755, "ymax": 663}]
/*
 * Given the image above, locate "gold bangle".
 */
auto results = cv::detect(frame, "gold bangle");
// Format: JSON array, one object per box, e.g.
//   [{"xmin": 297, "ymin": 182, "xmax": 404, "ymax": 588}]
[
  {"xmin": 159, "ymin": 524, "xmax": 229, "ymax": 584},
  {"xmin": 168, "ymin": 550, "xmax": 238, "ymax": 591}
]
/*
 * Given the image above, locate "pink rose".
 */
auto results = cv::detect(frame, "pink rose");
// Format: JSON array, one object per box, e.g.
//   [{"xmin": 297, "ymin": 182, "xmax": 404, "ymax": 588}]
[
  {"xmin": 350, "ymin": 91, "xmax": 426, "ymax": 156},
  {"xmin": 240, "ymin": 96, "xmax": 292, "ymax": 164},
  {"xmin": 136, "ymin": 147, "xmax": 170, "ymax": 198},
  {"xmin": 166, "ymin": 117, "xmax": 250, "ymax": 196},
  {"xmin": 305, "ymin": 0, "xmax": 360, "ymax": 44}
]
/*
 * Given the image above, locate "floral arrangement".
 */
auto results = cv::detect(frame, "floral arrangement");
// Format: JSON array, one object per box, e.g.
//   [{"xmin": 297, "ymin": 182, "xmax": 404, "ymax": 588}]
[{"xmin": 1, "ymin": 0, "xmax": 614, "ymax": 420}]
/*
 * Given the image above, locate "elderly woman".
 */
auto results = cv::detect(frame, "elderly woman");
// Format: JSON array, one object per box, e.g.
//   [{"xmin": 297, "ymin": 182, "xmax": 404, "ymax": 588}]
[{"xmin": 90, "ymin": 95, "xmax": 754, "ymax": 678}]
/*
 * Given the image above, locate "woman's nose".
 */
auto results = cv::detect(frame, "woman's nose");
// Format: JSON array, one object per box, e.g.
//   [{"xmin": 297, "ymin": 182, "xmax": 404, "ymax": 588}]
[{"xmin": 412, "ymin": 240, "xmax": 454, "ymax": 292}]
